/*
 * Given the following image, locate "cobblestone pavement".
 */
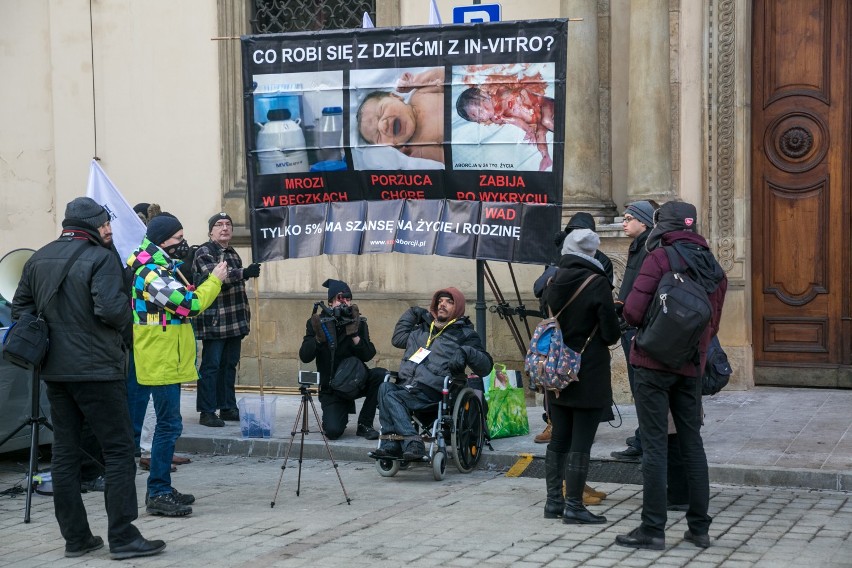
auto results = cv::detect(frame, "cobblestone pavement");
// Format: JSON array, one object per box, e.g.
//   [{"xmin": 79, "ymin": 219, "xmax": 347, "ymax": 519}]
[{"xmin": 0, "ymin": 454, "xmax": 849, "ymax": 567}]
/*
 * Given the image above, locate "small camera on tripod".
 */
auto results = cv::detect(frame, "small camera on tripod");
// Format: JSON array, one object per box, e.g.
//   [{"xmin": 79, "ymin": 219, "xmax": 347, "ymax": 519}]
[{"xmin": 298, "ymin": 370, "xmax": 320, "ymax": 386}]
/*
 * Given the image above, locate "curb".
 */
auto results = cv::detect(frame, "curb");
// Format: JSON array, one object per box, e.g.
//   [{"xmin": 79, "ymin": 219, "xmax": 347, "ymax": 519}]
[{"xmin": 175, "ymin": 436, "xmax": 850, "ymax": 491}]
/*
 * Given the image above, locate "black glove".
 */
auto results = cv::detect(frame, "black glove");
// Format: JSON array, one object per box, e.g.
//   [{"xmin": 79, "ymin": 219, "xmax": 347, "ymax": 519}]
[
  {"xmin": 614, "ymin": 301, "xmax": 624, "ymax": 317},
  {"xmin": 311, "ymin": 314, "xmax": 327, "ymax": 344},
  {"xmin": 449, "ymin": 346, "xmax": 468, "ymax": 375},
  {"xmin": 345, "ymin": 304, "xmax": 361, "ymax": 336},
  {"xmin": 243, "ymin": 263, "xmax": 261, "ymax": 279}
]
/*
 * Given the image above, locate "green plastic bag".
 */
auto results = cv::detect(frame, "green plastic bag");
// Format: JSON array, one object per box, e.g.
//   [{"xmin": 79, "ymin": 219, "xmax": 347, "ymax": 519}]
[{"xmin": 484, "ymin": 364, "xmax": 529, "ymax": 439}]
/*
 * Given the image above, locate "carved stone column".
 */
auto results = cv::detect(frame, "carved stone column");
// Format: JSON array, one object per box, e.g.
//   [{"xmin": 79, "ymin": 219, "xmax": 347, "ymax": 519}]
[
  {"xmin": 627, "ymin": 0, "xmax": 673, "ymax": 203},
  {"xmin": 218, "ymin": 0, "xmax": 251, "ymax": 245},
  {"xmin": 560, "ymin": 0, "xmax": 615, "ymax": 223}
]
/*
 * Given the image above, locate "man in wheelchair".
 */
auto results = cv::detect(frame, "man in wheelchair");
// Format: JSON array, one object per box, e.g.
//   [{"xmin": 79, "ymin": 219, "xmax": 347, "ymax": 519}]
[{"xmin": 375, "ymin": 287, "xmax": 493, "ymax": 461}]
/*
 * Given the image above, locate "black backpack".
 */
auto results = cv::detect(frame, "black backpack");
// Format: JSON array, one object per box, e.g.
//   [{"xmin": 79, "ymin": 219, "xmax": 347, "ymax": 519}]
[
  {"xmin": 702, "ymin": 335, "xmax": 732, "ymax": 395},
  {"xmin": 635, "ymin": 246, "xmax": 713, "ymax": 369}
]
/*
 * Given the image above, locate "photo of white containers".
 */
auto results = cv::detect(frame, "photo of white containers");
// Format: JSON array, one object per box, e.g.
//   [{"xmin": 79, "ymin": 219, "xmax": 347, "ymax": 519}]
[{"xmin": 256, "ymin": 109, "xmax": 310, "ymax": 174}]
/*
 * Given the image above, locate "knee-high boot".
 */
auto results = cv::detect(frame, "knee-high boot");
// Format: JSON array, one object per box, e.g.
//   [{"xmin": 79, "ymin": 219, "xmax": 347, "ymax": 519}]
[
  {"xmin": 544, "ymin": 449, "xmax": 567, "ymax": 518},
  {"xmin": 562, "ymin": 452, "xmax": 607, "ymax": 524}
]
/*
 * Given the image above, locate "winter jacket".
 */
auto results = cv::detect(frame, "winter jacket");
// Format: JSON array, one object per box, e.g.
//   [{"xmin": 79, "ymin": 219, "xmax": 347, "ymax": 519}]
[
  {"xmin": 623, "ymin": 231, "xmax": 727, "ymax": 377},
  {"xmin": 128, "ymin": 238, "xmax": 222, "ymax": 386},
  {"xmin": 299, "ymin": 311, "xmax": 377, "ymax": 408},
  {"xmin": 392, "ymin": 289, "xmax": 493, "ymax": 398},
  {"xmin": 542, "ymin": 255, "xmax": 621, "ymax": 408},
  {"xmin": 192, "ymin": 240, "xmax": 250, "ymax": 339},
  {"xmin": 11, "ymin": 228, "xmax": 131, "ymax": 382}
]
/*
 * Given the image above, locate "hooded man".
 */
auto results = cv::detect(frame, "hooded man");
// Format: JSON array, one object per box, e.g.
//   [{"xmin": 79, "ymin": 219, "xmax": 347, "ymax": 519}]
[
  {"xmin": 128, "ymin": 213, "xmax": 228, "ymax": 518},
  {"xmin": 615, "ymin": 201, "xmax": 727, "ymax": 551},
  {"xmin": 12, "ymin": 197, "xmax": 165, "ymax": 560},
  {"xmin": 299, "ymin": 278, "xmax": 385, "ymax": 440},
  {"xmin": 375, "ymin": 287, "xmax": 493, "ymax": 461}
]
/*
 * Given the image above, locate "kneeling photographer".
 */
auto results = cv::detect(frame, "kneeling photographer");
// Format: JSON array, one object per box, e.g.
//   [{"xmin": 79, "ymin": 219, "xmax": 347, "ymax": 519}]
[{"xmin": 299, "ymin": 279, "xmax": 385, "ymax": 440}]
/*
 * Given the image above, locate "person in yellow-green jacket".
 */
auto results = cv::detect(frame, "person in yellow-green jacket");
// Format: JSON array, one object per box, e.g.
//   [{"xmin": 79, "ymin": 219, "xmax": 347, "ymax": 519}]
[{"xmin": 127, "ymin": 213, "xmax": 227, "ymax": 518}]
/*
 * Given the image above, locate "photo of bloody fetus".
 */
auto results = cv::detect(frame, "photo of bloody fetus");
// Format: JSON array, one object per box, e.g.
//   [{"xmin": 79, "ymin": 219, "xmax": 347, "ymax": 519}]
[{"xmin": 453, "ymin": 63, "xmax": 556, "ymax": 172}]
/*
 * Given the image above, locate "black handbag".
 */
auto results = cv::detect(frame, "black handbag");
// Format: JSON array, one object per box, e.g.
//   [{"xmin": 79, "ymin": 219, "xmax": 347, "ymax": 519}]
[
  {"xmin": 329, "ymin": 356, "xmax": 368, "ymax": 400},
  {"xmin": 2, "ymin": 243, "xmax": 87, "ymax": 369}
]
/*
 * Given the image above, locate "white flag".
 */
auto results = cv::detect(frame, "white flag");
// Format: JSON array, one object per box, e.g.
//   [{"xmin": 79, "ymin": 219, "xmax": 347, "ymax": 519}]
[
  {"xmin": 428, "ymin": 0, "xmax": 442, "ymax": 25},
  {"xmin": 362, "ymin": 12, "xmax": 374, "ymax": 28},
  {"xmin": 85, "ymin": 160, "xmax": 146, "ymax": 262}
]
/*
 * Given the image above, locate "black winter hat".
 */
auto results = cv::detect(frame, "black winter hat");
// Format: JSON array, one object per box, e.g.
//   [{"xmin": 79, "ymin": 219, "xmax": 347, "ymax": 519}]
[
  {"xmin": 63, "ymin": 197, "xmax": 109, "ymax": 231},
  {"xmin": 555, "ymin": 212, "xmax": 597, "ymax": 248},
  {"xmin": 146, "ymin": 214, "xmax": 183, "ymax": 246},
  {"xmin": 323, "ymin": 279, "xmax": 352, "ymax": 301},
  {"xmin": 645, "ymin": 201, "xmax": 698, "ymax": 251},
  {"xmin": 208, "ymin": 212, "xmax": 233, "ymax": 232}
]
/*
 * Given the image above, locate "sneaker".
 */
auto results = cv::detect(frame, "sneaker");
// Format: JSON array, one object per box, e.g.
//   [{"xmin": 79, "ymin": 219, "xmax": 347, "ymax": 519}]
[
  {"xmin": 357, "ymin": 423, "xmax": 380, "ymax": 440},
  {"xmin": 610, "ymin": 446, "xmax": 643, "ymax": 462},
  {"xmin": 109, "ymin": 536, "xmax": 166, "ymax": 560},
  {"xmin": 402, "ymin": 441, "xmax": 427, "ymax": 461},
  {"xmin": 80, "ymin": 475, "xmax": 105, "ymax": 493},
  {"xmin": 219, "ymin": 408, "xmax": 240, "ymax": 421},
  {"xmin": 534, "ymin": 423, "xmax": 552, "ymax": 444},
  {"xmin": 199, "ymin": 412, "xmax": 225, "ymax": 427},
  {"xmin": 65, "ymin": 535, "xmax": 104, "ymax": 558},
  {"xmin": 145, "ymin": 488, "xmax": 195, "ymax": 506},
  {"xmin": 146, "ymin": 492, "xmax": 192, "ymax": 517}
]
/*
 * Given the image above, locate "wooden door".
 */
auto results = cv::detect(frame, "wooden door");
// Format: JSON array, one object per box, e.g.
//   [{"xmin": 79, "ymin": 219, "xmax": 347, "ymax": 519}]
[{"xmin": 751, "ymin": 0, "xmax": 852, "ymax": 387}]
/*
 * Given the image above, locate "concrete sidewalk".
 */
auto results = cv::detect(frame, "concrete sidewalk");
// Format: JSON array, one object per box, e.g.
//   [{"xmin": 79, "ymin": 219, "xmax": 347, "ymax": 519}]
[{"xmin": 175, "ymin": 386, "xmax": 852, "ymax": 492}]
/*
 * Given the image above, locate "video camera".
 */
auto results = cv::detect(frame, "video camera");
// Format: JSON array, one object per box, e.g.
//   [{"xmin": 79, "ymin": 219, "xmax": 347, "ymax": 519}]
[{"xmin": 312, "ymin": 301, "xmax": 354, "ymax": 327}]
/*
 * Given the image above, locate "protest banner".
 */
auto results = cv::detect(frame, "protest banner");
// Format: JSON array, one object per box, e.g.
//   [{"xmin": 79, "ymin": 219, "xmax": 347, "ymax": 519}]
[{"xmin": 241, "ymin": 19, "xmax": 568, "ymax": 264}]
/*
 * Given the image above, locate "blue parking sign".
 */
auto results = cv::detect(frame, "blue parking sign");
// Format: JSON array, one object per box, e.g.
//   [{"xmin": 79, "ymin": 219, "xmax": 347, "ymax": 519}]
[{"xmin": 452, "ymin": 4, "xmax": 501, "ymax": 24}]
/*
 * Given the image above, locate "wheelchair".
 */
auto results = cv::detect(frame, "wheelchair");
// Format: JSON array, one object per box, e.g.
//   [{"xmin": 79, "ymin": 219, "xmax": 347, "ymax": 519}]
[{"xmin": 371, "ymin": 373, "xmax": 490, "ymax": 481}]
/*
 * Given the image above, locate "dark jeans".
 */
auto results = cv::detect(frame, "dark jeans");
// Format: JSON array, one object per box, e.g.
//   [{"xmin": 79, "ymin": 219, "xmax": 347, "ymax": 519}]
[
  {"xmin": 148, "ymin": 384, "xmax": 182, "ymax": 497},
  {"xmin": 621, "ymin": 329, "xmax": 641, "ymax": 451},
  {"xmin": 667, "ymin": 433, "xmax": 689, "ymax": 505},
  {"xmin": 79, "ymin": 421, "xmax": 104, "ymax": 481},
  {"xmin": 320, "ymin": 367, "xmax": 385, "ymax": 439},
  {"xmin": 545, "ymin": 399, "xmax": 604, "ymax": 455},
  {"xmin": 633, "ymin": 365, "xmax": 711, "ymax": 538},
  {"xmin": 197, "ymin": 336, "xmax": 242, "ymax": 413},
  {"xmin": 378, "ymin": 381, "xmax": 441, "ymax": 441},
  {"xmin": 125, "ymin": 352, "xmax": 151, "ymax": 452},
  {"xmin": 46, "ymin": 380, "xmax": 141, "ymax": 548}
]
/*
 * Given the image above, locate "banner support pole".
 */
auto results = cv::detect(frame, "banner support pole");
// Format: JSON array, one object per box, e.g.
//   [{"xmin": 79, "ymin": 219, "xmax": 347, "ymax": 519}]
[
  {"xmin": 253, "ymin": 281, "xmax": 265, "ymax": 396},
  {"xmin": 476, "ymin": 260, "xmax": 487, "ymax": 348}
]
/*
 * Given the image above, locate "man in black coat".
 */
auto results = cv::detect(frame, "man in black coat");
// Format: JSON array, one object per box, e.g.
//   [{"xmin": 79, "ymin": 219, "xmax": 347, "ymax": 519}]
[
  {"xmin": 12, "ymin": 197, "xmax": 164, "ymax": 560},
  {"xmin": 611, "ymin": 200, "xmax": 657, "ymax": 463},
  {"xmin": 299, "ymin": 279, "xmax": 384, "ymax": 440}
]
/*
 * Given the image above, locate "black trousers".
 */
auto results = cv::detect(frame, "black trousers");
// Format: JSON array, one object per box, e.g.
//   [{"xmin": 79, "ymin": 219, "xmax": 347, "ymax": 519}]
[
  {"xmin": 545, "ymin": 399, "xmax": 604, "ymax": 455},
  {"xmin": 633, "ymin": 366, "xmax": 711, "ymax": 538},
  {"xmin": 46, "ymin": 380, "xmax": 141, "ymax": 548},
  {"xmin": 319, "ymin": 367, "xmax": 385, "ymax": 439}
]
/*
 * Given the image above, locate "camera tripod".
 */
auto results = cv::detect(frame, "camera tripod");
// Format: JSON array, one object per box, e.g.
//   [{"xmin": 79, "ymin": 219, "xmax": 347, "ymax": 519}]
[
  {"xmin": 270, "ymin": 385, "xmax": 351, "ymax": 507},
  {"xmin": 0, "ymin": 366, "xmax": 52, "ymax": 523}
]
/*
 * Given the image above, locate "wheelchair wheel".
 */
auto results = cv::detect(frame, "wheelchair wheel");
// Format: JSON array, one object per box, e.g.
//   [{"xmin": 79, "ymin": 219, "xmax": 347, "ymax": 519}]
[
  {"xmin": 432, "ymin": 451, "xmax": 446, "ymax": 481},
  {"xmin": 376, "ymin": 458, "xmax": 400, "ymax": 477},
  {"xmin": 451, "ymin": 387, "xmax": 485, "ymax": 473}
]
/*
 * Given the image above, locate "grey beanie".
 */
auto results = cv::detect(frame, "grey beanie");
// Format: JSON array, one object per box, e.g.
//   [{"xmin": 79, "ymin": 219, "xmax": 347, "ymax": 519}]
[
  {"xmin": 623, "ymin": 200, "xmax": 656, "ymax": 228},
  {"xmin": 561, "ymin": 228, "xmax": 600, "ymax": 258},
  {"xmin": 146, "ymin": 214, "xmax": 183, "ymax": 246},
  {"xmin": 63, "ymin": 197, "xmax": 109, "ymax": 231}
]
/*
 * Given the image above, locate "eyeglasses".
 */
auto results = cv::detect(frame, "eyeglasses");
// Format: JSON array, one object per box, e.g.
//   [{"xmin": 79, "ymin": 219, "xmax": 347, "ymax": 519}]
[
  {"xmin": 212, "ymin": 221, "xmax": 232, "ymax": 229},
  {"xmin": 622, "ymin": 215, "xmax": 636, "ymax": 223}
]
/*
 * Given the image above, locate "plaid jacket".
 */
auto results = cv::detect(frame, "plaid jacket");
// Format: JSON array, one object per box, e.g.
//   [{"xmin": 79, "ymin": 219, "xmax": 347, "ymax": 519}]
[{"xmin": 192, "ymin": 240, "xmax": 250, "ymax": 339}]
